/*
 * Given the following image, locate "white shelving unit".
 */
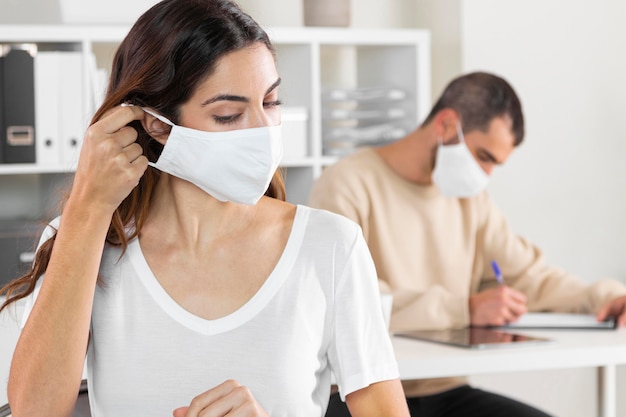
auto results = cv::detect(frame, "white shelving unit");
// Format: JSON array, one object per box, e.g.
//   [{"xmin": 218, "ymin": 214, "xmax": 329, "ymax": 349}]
[
  {"xmin": 270, "ymin": 27, "xmax": 431, "ymax": 203},
  {"xmin": 0, "ymin": 25, "xmax": 430, "ymax": 209}
]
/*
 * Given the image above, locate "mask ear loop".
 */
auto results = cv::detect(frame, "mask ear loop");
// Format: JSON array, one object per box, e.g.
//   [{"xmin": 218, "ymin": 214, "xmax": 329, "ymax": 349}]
[
  {"xmin": 455, "ymin": 119, "xmax": 466, "ymax": 144},
  {"xmin": 137, "ymin": 107, "xmax": 175, "ymax": 170},
  {"xmin": 141, "ymin": 107, "xmax": 175, "ymax": 127},
  {"xmin": 438, "ymin": 118, "xmax": 463, "ymax": 147}
]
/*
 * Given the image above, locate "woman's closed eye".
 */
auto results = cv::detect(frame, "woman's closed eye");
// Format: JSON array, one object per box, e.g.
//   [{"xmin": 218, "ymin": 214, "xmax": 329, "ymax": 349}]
[
  {"xmin": 212, "ymin": 99, "xmax": 282, "ymax": 125},
  {"xmin": 213, "ymin": 113, "xmax": 242, "ymax": 125},
  {"xmin": 263, "ymin": 99, "xmax": 282, "ymax": 108}
]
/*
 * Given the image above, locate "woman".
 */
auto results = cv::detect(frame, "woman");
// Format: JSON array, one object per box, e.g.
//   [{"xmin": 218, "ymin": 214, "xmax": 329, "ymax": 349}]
[{"xmin": 0, "ymin": 0, "xmax": 409, "ymax": 416}]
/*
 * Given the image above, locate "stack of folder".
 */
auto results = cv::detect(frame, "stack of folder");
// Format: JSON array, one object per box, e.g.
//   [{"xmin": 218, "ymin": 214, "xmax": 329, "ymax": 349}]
[
  {"xmin": 0, "ymin": 44, "xmax": 87, "ymax": 168},
  {"xmin": 321, "ymin": 86, "xmax": 411, "ymax": 157}
]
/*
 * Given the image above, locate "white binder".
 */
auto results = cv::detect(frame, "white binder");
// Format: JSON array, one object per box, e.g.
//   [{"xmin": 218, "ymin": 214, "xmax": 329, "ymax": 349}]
[
  {"xmin": 34, "ymin": 51, "xmax": 61, "ymax": 168},
  {"xmin": 59, "ymin": 52, "xmax": 85, "ymax": 169},
  {"xmin": 34, "ymin": 51, "xmax": 86, "ymax": 170}
]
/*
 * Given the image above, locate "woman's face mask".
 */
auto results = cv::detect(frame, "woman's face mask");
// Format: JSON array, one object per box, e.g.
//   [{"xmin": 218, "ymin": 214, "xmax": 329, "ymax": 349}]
[
  {"xmin": 432, "ymin": 120, "xmax": 489, "ymax": 198},
  {"xmin": 143, "ymin": 107, "xmax": 283, "ymax": 205}
]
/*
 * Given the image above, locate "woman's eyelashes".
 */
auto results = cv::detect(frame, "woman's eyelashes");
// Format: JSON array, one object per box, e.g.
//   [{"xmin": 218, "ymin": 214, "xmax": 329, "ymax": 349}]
[
  {"xmin": 212, "ymin": 99, "xmax": 282, "ymax": 125},
  {"xmin": 213, "ymin": 113, "xmax": 242, "ymax": 125},
  {"xmin": 264, "ymin": 99, "xmax": 282, "ymax": 108}
]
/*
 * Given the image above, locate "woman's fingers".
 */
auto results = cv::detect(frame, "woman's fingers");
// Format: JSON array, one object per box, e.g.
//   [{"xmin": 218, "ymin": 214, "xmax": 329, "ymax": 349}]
[
  {"xmin": 175, "ymin": 380, "xmax": 269, "ymax": 417},
  {"xmin": 70, "ymin": 104, "xmax": 149, "ymax": 213},
  {"xmin": 98, "ymin": 104, "xmax": 145, "ymax": 135}
]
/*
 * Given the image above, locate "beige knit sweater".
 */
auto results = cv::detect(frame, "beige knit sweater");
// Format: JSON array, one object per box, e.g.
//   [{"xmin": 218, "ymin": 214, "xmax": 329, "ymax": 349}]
[{"xmin": 309, "ymin": 147, "xmax": 626, "ymax": 397}]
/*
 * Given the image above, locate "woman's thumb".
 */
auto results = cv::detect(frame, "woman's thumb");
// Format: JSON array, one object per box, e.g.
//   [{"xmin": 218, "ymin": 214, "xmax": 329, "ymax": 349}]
[{"xmin": 173, "ymin": 406, "xmax": 189, "ymax": 417}]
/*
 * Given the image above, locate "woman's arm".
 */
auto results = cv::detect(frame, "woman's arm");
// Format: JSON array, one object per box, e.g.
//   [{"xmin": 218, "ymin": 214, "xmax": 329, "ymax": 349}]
[
  {"xmin": 346, "ymin": 379, "xmax": 409, "ymax": 417},
  {"xmin": 8, "ymin": 105, "xmax": 148, "ymax": 416}
]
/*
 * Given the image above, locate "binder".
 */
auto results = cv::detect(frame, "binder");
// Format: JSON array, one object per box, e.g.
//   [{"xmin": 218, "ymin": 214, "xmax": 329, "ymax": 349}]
[
  {"xmin": 0, "ymin": 49, "xmax": 4, "ymax": 163},
  {"xmin": 34, "ymin": 51, "xmax": 61, "ymax": 168},
  {"xmin": 1, "ymin": 44, "xmax": 37, "ymax": 163},
  {"xmin": 59, "ymin": 52, "xmax": 85, "ymax": 169},
  {"xmin": 87, "ymin": 51, "xmax": 107, "ymax": 113},
  {"xmin": 33, "ymin": 51, "xmax": 85, "ymax": 169}
]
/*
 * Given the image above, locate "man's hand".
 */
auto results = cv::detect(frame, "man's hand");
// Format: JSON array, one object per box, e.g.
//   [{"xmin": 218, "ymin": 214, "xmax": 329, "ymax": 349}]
[
  {"xmin": 596, "ymin": 295, "xmax": 626, "ymax": 327},
  {"xmin": 173, "ymin": 380, "xmax": 269, "ymax": 417},
  {"xmin": 469, "ymin": 286, "xmax": 528, "ymax": 326}
]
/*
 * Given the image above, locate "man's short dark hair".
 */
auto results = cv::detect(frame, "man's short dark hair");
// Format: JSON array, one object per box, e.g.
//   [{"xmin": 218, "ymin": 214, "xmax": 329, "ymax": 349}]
[{"xmin": 423, "ymin": 72, "xmax": 525, "ymax": 146}]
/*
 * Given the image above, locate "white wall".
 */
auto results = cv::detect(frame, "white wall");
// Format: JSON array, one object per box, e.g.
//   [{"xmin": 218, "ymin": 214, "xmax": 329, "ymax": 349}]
[
  {"xmin": 413, "ymin": 0, "xmax": 462, "ymax": 105},
  {"xmin": 238, "ymin": 0, "xmax": 416, "ymax": 28},
  {"xmin": 0, "ymin": 0, "xmax": 61, "ymax": 23},
  {"xmin": 461, "ymin": 0, "xmax": 626, "ymax": 283}
]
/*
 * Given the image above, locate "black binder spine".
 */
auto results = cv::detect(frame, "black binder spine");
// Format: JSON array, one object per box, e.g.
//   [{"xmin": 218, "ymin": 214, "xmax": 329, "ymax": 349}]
[
  {"xmin": 0, "ymin": 47, "xmax": 4, "ymax": 163},
  {"xmin": 1, "ymin": 44, "xmax": 37, "ymax": 164}
]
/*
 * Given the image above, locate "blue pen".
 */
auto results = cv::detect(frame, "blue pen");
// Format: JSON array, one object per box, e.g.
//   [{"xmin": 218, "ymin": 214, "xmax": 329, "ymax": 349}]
[{"xmin": 490, "ymin": 260, "xmax": 504, "ymax": 286}]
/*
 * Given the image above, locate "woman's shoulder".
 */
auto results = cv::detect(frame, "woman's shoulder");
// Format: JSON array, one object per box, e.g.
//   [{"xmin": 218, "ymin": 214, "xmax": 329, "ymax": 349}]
[
  {"xmin": 34, "ymin": 216, "xmax": 61, "ymax": 248},
  {"xmin": 296, "ymin": 205, "xmax": 361, "ymax": 239}
]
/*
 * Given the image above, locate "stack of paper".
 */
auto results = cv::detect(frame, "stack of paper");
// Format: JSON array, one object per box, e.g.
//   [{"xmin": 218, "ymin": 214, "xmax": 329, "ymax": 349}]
[
  {"xmin": 321, "ymin": 86, "xmax": 410, "ymax": 156},
  {"xmin": 499, "ymin": 313, "xmax": 616, "ymax": 330}
]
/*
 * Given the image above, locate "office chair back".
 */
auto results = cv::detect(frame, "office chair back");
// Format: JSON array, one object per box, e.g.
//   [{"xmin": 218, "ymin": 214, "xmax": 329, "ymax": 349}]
[{"xmin": 0, "ymin": 379, "xmax": 90, "ymax": 417}]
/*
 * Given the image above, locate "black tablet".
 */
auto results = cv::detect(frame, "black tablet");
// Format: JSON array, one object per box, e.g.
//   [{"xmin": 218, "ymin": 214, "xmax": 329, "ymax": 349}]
[{"xmin": 395, "ymin": 327, "xmax": 552, "ymax": 350}]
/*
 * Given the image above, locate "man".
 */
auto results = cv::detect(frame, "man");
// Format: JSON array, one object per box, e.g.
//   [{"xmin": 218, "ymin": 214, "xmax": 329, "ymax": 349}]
[{"xmin": 309, "ymin": 72, "xmax": 626, "ymax": 417}]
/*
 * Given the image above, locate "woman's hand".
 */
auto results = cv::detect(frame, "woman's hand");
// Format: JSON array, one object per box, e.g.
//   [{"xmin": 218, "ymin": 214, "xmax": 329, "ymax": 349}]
[
  {"xmin": 69, "ymin": 105, "xmax": 148, "ymax": 216},
  {"xmin": 173, "ymin": 380, "xmax": 269, "ymax": 417}
]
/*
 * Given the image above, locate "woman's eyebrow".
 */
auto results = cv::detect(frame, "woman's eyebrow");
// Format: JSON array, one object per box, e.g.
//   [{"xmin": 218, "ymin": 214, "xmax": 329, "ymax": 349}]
[
  {"xmin": 265, "ymin": 77, "xmax": 281, "ymax": 95},
  {"xmin": 202, "ymin": 94, "xmax": 248, "ymax": 105},
  {"xmin": 201, "ymin": 77, "xmax": 282, "ymax": 106}
]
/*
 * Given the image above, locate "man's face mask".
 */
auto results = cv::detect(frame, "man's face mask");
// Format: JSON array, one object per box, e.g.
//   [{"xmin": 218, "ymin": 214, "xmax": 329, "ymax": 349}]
[
  {"xmin": 143, "ymin": 107, "xmax": 283, "ymax": 205},
  {"xmin": 432, "ymin": 120, "xmax": 489, "ymax": 198}
]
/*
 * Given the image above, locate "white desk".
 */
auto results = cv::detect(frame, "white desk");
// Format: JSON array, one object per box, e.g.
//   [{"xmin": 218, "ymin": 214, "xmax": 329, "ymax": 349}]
[{"xmin": 392, "ymin": 329, "xmax": 626, "ymax": 417}]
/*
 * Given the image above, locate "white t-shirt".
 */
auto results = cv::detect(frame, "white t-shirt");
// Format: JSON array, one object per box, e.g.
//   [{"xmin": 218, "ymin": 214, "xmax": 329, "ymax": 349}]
[{"xmin": 23, "ymin": 205, "xmax": 398, "ymax": 417}]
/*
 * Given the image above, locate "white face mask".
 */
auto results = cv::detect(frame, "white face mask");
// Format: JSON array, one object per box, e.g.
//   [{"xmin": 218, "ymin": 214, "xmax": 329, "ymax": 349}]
[
  {"xmin": 143, "ymin": 107, "xmax": 283, "ymax": 205},
  {"xmin": 432, "ymin": 120, "xmax": 489, "ymax": 198}
]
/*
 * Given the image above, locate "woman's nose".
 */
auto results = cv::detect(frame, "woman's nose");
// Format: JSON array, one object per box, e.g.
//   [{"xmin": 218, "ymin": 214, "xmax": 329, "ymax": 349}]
[{"xmin": 248, "ymin": 106, "xmax": 280, "ymax": 128}]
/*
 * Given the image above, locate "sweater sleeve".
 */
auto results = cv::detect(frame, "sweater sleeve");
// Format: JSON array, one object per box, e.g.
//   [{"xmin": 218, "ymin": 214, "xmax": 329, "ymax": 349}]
[
  {"xmin": 387, "ymin": 285, "xmax": 470, "ymax": 331},
  {"xmin": 308, "ymin": 162, "xmax": 368, "ymax": 236},
  {"xmin": 309, "ymin": 161, "xmax": 470, "ymax": 330},
  {"xmin": 475, "ymin": 193, "xmax": 626, "ymax": 313}
]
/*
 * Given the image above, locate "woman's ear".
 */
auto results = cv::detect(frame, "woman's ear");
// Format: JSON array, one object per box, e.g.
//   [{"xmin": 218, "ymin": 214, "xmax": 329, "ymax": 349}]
[{"xmin": 140, "ymin": 111, "xmax": 171, "ymax": 145}]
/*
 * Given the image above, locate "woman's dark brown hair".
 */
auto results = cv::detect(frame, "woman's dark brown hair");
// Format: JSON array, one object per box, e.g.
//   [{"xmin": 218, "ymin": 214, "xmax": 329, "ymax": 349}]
[{"xmin": 0, "ymin": 0, "xmax": 285, "ymax": 311}]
